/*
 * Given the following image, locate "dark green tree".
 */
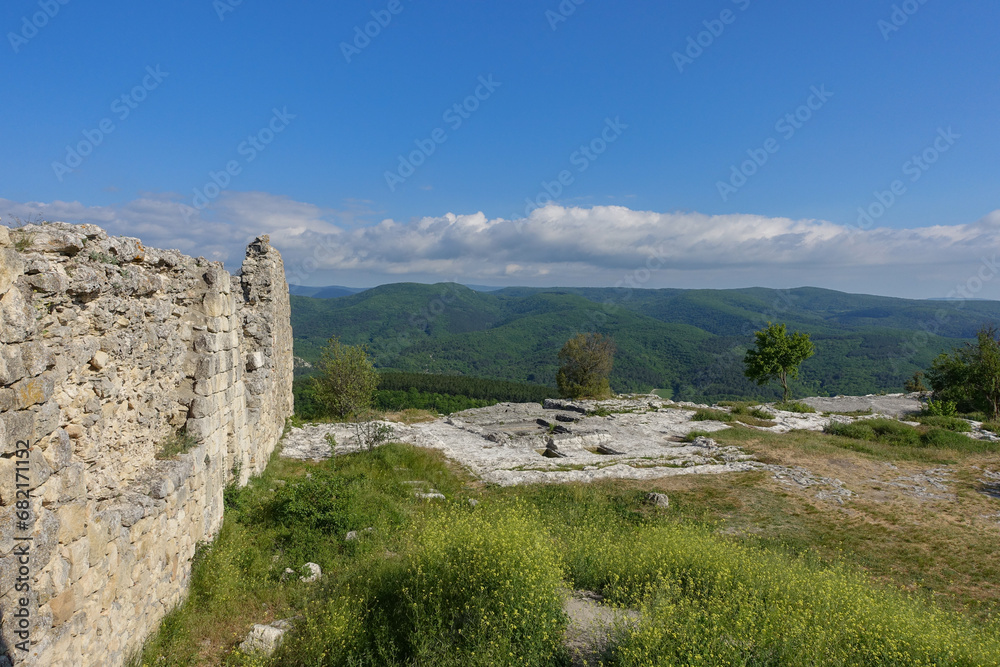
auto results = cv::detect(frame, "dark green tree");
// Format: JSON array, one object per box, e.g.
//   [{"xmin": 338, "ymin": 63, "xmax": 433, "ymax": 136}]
[
  {"xmin": 743, "ymin": 323, "xmax": 815, "ymax": 401},
  {"xmin": 926, "ymin": 325, "xmax": 1000, "ymax": 419},
  {"xmin": 904, "ymin": 371, "xmax": 928, "ymax": 393},
  {"xmin": 556, "ymin": 333, "xmax": 615, "ymax": 399},
  {"xmin": 311, "ymin": 336, "xmax": 379, "ymax": 419}
]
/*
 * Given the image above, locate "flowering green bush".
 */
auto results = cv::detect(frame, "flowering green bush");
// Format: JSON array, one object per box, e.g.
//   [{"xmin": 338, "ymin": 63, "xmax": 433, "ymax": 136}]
[{"xmin": 278, "ymin": 503, "xmax": 568, "ymax": 666}]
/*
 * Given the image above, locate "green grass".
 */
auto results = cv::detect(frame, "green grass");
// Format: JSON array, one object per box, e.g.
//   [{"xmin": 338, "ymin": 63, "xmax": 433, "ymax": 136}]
[
  {"xmin": 88, "ymin": 250, "xmax": 122, "ymax": 265},
  {"xmin": 774, "ymin": 401, "xmax": 817, "ymax": 413},
  {"xmin": 274, "ymin": 503, "xmax": 568, "ymax": 666},
  {"xmin": 154, "ymin": 430, "xmax": 199, "ymax": 460},
  {"xmin": 693, "ymin": 407, "xmax": 775, "ymax": 428},
  {"xmin": 691, "ymin": 408, "xmax": 735, "ymax": 423},
  {"xmin": 720, "ymin": 402, "xmax": 775, "ymax": 420},
  {"xmin": 982, "ymin": 421, "xmax": 1000, "ymax": 435},
  {"xmin": 824, "ymin": 418, "xmax": 1000, "ymax": 454},
  {"xmin": 132, "ymin": 439, "xmax": 1000, "ymax": 666},
  {"xmin": 506, "ymin": 484, "xmax": 1000, "ymax": 666},
  {"xmin": 914, "ymin": 415, "xmax": 972, "ymax": 432},
  {"xmin": 13, "ymin": 231, "xmax": 34, "ymax": 251}
]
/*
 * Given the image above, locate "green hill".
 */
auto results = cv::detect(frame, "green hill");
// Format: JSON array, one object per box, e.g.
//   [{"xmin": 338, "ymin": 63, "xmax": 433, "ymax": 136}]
[{"xmin": 290, "ymin": 284, "xmax": 1000, "ymax": 402}]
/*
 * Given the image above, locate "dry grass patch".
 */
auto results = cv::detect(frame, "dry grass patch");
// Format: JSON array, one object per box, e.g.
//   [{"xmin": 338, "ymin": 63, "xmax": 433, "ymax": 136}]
[
  {"xmin": 382, "ymin": 408, "xmax": 439, "ymax": 424},
  {"xmin": 627, "ymin": 427, "xmax": 1000, "ymax": 621}
]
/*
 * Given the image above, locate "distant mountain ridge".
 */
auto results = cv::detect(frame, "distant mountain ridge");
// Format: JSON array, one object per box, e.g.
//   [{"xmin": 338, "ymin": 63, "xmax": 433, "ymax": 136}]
[
  {"xmin": 289, "ymin": 283, "xmax": 507, "ymax": 298},
  {"xmin": 290, "ymin": 283, "xmax": 1000, "ymax": 403},
  {"xmin": 288, "ymin": 284, "xmax": 367, "ymax": 299}
]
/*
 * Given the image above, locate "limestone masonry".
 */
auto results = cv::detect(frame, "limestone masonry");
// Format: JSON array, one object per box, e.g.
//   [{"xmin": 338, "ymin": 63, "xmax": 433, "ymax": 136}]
[{"xmin": 0, "ymin": 223, "xmax": 294, "ymax": 666}]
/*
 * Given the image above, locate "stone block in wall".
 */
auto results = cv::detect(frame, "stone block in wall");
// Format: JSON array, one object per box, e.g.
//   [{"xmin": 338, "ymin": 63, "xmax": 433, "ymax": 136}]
[
  {"xmin": 99, "ymin": 492, "xmax": 157, "ymax": 529},
  {"xmin": 46, "ymin": 557, "xmax": 71, "ymax": 599},
  {"xmin": 0, "ymin": 448, "xmax": 51, "ymax": 505},
  {"xmin": 201, "ymin": 290, "xmax": 229, "ymax": 318},
  {"xmin": 0, "ymin": 287, "xmax": 36, "ymax": 343},
  {"xmin": 77, "ymin": 566, "xmax": 102, "ymax": 599},
  {"xmin": 193, "ymin": 372, "xmax": 236, "ymax": 396},
  {"xmin": 0, "ymin": 346, "xmax": 24, "ymax": 386},
  {"xmin": 49, "ymin": 588, "xmax": 75, "ymax": 627},
  {"xmin": 19, "ymin": 227, "xmax": 88, "ymax": 257},
  {"xmin": 25, "ymin": 270, "xmax": 69, "ymax": 295},
  {"xmin": 87, "ymin": 511, "xmax": 119, "ymax": 564},
  {"xmin": 205, "ymin": 316, "xmax": 232, "ymax": 334},
  {"xmin": 65, "ymin": 538, "xmax": 90, "ymax": 583},
  {"xmin": 20, "ymin": 342, "xmax": 54, "ymax": 378},
  {"xmin": 246, "ymin": 351, "xmax": 265, "ymax": 371},
  {"xmin": 0, "ymin": 247, "xmax": 23, "ymax": 295},
  {"xmin": 55, "ymin": 503, "xmax": 87, "ymax": 544},
  {"xmin": 0, "ymin": 374, "xmax": 55, "ymax": 412},
  {"xmin": 201, "ymin": 265, "xmax": 229, "ymax": 290},
  {"xmin": 28, "ymin": 510, "xmax": 59, "ymax": 582},
  {"xmin": 41, "ymin": 429, "xmax": 72, "ymax": 473}
]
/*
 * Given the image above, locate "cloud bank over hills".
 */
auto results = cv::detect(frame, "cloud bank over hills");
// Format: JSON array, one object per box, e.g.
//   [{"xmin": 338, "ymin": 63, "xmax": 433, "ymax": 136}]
[{"xmin": 2, "ymin": 193, "xmax": 997, "ymax": 300}]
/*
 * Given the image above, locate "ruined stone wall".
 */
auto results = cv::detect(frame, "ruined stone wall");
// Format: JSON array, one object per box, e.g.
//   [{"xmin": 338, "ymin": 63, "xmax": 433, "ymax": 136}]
[{"xmin": 0, "ymin": 223, "xmax": 294, "ymax": 666}]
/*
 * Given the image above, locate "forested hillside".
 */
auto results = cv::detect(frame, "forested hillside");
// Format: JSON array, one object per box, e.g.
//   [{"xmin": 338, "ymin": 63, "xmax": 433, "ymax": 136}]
[{"xmin": 290, "ymin": 283, "xmax": 1000, "ymax": 403}]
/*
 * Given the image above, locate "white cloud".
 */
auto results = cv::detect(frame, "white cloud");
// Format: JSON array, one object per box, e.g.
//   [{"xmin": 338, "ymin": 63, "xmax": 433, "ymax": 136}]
[{"xmin": 2, "ymin": 193, "xmax": 998, "ymax": 299}]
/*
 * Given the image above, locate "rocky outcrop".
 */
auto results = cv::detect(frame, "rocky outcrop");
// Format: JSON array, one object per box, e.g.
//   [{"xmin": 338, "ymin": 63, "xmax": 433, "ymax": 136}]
[{"xmin": 0, "ymin": 223, "xmax": 293, "ymax": 666}]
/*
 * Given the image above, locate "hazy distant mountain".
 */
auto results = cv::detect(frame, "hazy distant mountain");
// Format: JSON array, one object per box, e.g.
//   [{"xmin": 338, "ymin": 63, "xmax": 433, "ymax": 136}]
[
  {"xmin": 289, "ymin": 283, "xmax": 506, "ymax": 297},
  {"xmin": 288, "ymin": 284, "xmax": 368, "ymax": 299},
  {"xmin": 290, "ymin": 283, "xmax": 1000, "ymax": 403}
]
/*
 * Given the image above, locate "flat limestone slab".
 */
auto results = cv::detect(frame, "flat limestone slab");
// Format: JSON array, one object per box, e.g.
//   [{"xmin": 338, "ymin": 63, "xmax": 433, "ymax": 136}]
[{"xmin": 279, "ymin": 393, "xmax": 982, "ymax": 487}]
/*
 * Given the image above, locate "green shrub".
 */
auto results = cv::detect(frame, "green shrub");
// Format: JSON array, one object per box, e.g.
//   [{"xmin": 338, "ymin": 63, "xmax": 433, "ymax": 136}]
[
  {"xmin": 982, "ymin": 421, "xmax": 1000, "ymax": 435},
  {"xmin": 774, "ymin": 401, "xmax": 817, "ymax": 413},
  {"xmin": 609, "ymin": 540, "xmax": 1000, "ymax": 666},
  {"xmin": 279, "ymin": 504, "xmax": 568, "ymax": 666},
  {"xmin": 559, "ymin": 517, "xmax": 1000, "ymax": 666},
  {"xmin": 826, "ymin": 418, "xmax": 998, "ymax": 454},
  {"xmin": 914, "ymin": 415, "xmax": 972, "ymax": 432},
  {"xmin": 923, "ymin": 399, "xmax": 958, "ymax": 417},
  {"xmin": 723, "ymin": 403, "xmax": 775, "ymax": 420},
  {"xmin": 691, "ymin": 408, "xmax": 734, "ymax": 423},
  {"xmin": 825, "ymin": 418, "xmax": 920, "ymax": 446}
]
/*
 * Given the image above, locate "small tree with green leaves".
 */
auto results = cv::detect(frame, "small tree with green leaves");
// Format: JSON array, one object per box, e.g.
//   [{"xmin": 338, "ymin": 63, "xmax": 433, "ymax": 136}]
[
  {"xmin": 927, "ymin": 325, "xmax": 1000, "ymax": 420},
  {"xmin": 556, "ymin": 333, "xmax": 615, "ymax": 399},
  {"xmin": 311, "ymin": 336, "xmax": 379, "ymax": 419},
  {"xmin": 743, "ymin": 323, "xmax": 815, "ymax": 402}
]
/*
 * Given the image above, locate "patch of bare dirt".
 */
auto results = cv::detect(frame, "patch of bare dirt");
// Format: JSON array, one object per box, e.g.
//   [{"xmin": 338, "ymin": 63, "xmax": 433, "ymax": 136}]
[{"xmin": 563, "ymin": 591, "xmax": 638, "ymax": 667}]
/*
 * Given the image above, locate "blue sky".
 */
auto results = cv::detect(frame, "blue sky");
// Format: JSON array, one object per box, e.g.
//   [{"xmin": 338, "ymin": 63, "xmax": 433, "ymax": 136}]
[{"xmin": 1, "ymin": 0, "xmax": 998, "ymax": 298}]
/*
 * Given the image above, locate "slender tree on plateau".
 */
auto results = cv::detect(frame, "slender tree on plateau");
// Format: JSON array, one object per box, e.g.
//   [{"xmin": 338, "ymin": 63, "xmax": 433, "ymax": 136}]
[
  {"xmin": 557, "ymin": 333, "xmax": 616, "ymax": 399},
  {"xmin": 743, "ymin": 323, "xmax": 815, "ymax": 402},
  {"xmin": 311, "ymin": 336, "xmax": 379, "ymax": 419}
]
